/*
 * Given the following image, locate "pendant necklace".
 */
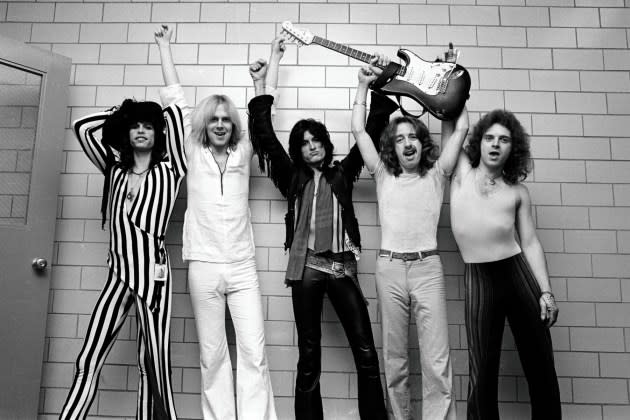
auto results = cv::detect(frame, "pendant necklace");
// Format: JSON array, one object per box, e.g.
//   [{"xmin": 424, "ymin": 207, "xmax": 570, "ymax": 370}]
[
  {"xmin": 127, "ymin": 167, "xmax": 149, "ymax": 201},
  {"xmin": 480, "ymin": 170, "xmax": 501, "ymax": 186},
  {"xmin": 477, "ymin": 170, "xmax": 501, "ymax": 195},
  {"xmin": 485, "ymin": 174, "xmax": 500, "ymax": 185}
]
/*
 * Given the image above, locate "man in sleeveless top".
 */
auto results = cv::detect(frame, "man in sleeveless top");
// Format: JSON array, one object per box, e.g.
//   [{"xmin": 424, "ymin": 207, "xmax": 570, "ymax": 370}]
[
  {"xmin": 450, "ymin": 109, "xmax": 561, "ymax": 420},
  {"xmin": 352, "ymin": 57, "xmax": 468, "ymax": 419}
]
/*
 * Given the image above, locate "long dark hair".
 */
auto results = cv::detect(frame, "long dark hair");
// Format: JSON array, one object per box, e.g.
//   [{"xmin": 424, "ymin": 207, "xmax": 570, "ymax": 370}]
[
  {"xmin": 100, "ymin": 99, "xmax": 167, "ymax": 227},
  {"xmin": 466, "ymin": 109, "xmax": 532, "ymax": 185},
  {"xmin": 379, "ymin": 116, "xmax": 439, "ymax": 177},
  {"xmin": 288, "ymin": 119, "xmax": 334, "ymax": 171}
]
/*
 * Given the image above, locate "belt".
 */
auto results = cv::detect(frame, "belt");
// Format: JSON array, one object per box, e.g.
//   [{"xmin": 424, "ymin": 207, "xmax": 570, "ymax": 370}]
[
  {"xmin": 305, "ymin": 250, "xmax": 356, "ymax": 279},
  {"xmin": 379, "ymin": 249, "xmax": 439, "ymax": 261}
]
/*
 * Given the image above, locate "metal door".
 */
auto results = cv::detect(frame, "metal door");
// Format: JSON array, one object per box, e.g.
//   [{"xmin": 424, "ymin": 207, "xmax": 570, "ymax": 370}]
[{"xmin": 0, "ymin": 35, "xmax": 70, "ymax": 419}]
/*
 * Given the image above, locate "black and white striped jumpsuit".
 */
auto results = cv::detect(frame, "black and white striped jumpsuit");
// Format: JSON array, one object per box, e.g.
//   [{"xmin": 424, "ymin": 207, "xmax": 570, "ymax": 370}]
[{"xmin": 60, "ymin": 105, "xmax": 186, "ymax": 419}]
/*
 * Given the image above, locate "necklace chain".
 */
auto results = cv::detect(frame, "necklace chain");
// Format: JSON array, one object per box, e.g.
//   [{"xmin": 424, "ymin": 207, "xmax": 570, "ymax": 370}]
[
  {"xmin": 130, "ymin": 167, "xmax": 150, "ymax": 176},
  {"xmin": 481, "ymin": 171, "xmax": 501, "ymax": 185},
  {"xmin": 126, "ymin": 168, "xmax": 149, "ymax": 200}
]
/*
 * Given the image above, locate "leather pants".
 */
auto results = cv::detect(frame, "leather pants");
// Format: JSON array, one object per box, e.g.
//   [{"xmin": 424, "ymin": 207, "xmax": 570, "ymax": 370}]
[{"xmin": 291, "ymin": 265, "xmax": 387, "ymax": 420}]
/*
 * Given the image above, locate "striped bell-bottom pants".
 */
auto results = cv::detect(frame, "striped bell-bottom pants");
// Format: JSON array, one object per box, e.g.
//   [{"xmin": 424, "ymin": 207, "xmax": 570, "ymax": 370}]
[
  {"xmin": 465, "ymin": 253, "xmax": 561, "ymax": 420},
  {"xmin": 59, "ymin": 269, "xmax": 176, "ymax": 419}
]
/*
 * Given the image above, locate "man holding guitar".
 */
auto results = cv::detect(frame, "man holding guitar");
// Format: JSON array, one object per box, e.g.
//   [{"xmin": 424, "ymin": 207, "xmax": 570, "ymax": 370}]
[
  {"xmin": 248, "ymin": 37, "xmax": 389, "ymax": 420},
  {"xmin": 352, "ymin": 53, "xmax": 468, "ymax": 420}
]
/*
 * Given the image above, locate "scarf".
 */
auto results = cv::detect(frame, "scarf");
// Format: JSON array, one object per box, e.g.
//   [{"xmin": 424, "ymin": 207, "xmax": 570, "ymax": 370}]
[{"xmin": 285, "ymin": 172, "xmax": 333, "ymax": 281}]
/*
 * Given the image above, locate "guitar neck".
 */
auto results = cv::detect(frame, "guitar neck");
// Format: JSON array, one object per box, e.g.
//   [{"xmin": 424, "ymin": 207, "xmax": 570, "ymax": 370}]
[{"xmin": 312, "ymin": 36, "xmax": 404, "ymax": 75}]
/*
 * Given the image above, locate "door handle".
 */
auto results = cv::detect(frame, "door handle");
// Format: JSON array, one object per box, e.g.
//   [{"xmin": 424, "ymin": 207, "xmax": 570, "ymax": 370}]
[{"xmin": 32, "ymin": 258, "xmax": 48, "ymax": 272}]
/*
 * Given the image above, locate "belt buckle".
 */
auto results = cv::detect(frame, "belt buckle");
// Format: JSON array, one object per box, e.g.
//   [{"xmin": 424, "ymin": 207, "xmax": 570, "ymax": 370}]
[
  {"xmin": 401, "ymin": 253, "xmax": 409, "ymax": 262},
  {"xmin": 331, "ymin": 261, "xmax": 343, "ymax": 272}
]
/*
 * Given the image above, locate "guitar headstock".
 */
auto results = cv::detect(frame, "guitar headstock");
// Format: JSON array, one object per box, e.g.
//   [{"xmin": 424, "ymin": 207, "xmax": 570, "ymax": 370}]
[
  {"xmin": 444, "ymin": 42, "xmax": 460, "ymax": 64},
  {"xmin": 281, "ymin": 21, "xmax": 314, "ymax": 46}
]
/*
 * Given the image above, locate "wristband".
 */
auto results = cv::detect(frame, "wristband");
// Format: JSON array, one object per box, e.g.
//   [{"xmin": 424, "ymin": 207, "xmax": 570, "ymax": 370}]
[{"xmin": 353, "ymin": 101, "xmax": 366, "ymax": 107}]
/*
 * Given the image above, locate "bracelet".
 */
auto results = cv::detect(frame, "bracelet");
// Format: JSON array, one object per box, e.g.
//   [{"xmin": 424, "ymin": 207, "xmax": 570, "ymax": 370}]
[
  {"xmin": 541, "ymin": 291, "xmax": 555, "ymax": 299},
  {"xmin": 353, "ymin": 101, "xmax": 366, "ymax": 107}
]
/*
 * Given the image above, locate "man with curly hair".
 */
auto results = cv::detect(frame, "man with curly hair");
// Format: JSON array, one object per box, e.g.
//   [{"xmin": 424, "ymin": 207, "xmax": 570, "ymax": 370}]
[
  {"xmin": 351, "ymin": 57, "xmax": 468, "ymax": 420},
  {"xmin": 450, "ymin": 109, "xmax": 561, "ymax": 420},
  {"xmin": 60, "ymin": 98, "xmax": 185, "ymax": 419}
]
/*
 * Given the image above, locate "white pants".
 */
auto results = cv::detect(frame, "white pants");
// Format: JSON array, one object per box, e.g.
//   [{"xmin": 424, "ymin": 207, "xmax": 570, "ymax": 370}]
[
  {"xmin": 376, "ymin": 255, "xmax": 455, "ymax": 420},
  {"xmin": 188, "ymin": 259, "xmax": 277, "ymax": 420}
]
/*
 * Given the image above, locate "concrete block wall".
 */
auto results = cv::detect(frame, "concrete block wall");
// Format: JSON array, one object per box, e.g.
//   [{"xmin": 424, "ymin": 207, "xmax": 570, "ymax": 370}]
[{"xmin": 1, "ymin": 1, "xmax": 629, "ymax": 418}]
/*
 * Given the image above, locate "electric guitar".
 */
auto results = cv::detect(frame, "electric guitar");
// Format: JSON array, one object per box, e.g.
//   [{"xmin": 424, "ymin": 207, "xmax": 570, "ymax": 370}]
[{"xmin": 281, "ymin": 21, "xmax": 471, "ymax": 121}]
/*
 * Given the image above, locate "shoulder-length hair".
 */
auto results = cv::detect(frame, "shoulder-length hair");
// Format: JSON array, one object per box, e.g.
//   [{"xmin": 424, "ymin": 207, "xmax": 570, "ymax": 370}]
[
  {"xmin": 288, "ymin": 118, "xmax": 334, "ymax": 170},
  {"xmin": 466, "ymin": 109, "xmax": 532, "ymax": 185},
  {"xmin": 189, "ymin": 94, "xmax": 242, "ymax": 149},
  {"xmin": 379, "ymin": 116, "xmax": 438, "ymax": 177},
  {"xmin": 100, "ymin": 99, "xmax": 166, "ymax": 228},
  {"xmin": 102, "ymin": 99, "xmax": 167, "ymax": 171}
]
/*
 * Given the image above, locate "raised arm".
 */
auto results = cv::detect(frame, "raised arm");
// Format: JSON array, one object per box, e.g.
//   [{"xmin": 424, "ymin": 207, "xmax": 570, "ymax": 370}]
[
  {"xmin": 73, "ymin": 111, "xmax": 114, "ymax": 174},
  {"xmin": 438, "ymin": 105, "xmax": 469, "ymax": 175},
  {"xmin": 516, "ymin": 185, "xmax": 558, "ymax": 327},
  {"xmin": 345, "ymin": 55, "xmax": 398, "ymax": 180},
  {"xmin": 155, "ymin": 25, "xmax": 179, "ymax": 86},
  {"xmin": 249, "ymin": 58, "xmax": 267, "ymax": 97},
  {"xmin": 248, "ymin": 42, "xmax": 293, "ymax": 197},
  {"xmin": 163, "ymin": 104, "xmax": 187, "ymax": 177},
  {"xmin": 350, "ymin": 66, "xmax": 381, "ymax": 173},
  {"xmin": 155, "ymin": 24, "xmax": 193, "ymax": 149},
  {"xmin": 265, "ymin": 36, "xmax": 285, "ymax": 96}
]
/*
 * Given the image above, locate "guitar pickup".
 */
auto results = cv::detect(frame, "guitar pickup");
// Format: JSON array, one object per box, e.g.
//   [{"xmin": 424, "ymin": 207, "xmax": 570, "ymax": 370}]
[{"xmin": 438, "ymin": 78, "xmax": 449, "ymax": 94}]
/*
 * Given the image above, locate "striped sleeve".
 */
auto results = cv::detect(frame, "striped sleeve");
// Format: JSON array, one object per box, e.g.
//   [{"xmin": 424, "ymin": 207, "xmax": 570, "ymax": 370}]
[
  {"xmin": 163, "ymin": 104, "xmax": 187, "ymax": 178},
  {"xmin": 73, "ymin": 111, "xmax": 112, "ymax": 174}
]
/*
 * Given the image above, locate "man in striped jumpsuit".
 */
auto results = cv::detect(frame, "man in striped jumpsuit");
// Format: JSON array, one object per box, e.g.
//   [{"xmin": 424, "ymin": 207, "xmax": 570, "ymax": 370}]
[{"xmin": 59, "ymin": 99, "xmax": 185, "ymax": 419}]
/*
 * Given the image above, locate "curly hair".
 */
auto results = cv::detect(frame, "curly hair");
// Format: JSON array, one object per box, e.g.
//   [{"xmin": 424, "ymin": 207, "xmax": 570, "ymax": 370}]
[
  {"xmin": 102, "ymin": 99, "xmax": 167, "ymax": 171},
  {"xmin": 190, "ymin": 94, "xmax": 242, "ymax": 150},
  {"xmin": 466, "ymin": 109, "xmax": 532, "ymax": 185},
  {"xmin": 379, "ymin": 116, "xmax": 439, "ymax": 177},
  {"xmin": 288, "ymin": 119, "xmax": 334, "ymax": 171},
  {"xmin": 99, "ymin": 99, "xmax": 166, "ymax": 228}
]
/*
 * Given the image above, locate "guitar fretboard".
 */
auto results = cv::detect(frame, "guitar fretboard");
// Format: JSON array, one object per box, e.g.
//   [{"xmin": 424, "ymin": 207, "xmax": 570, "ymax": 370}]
[{"xmin": 312, "ymin": 36, "xmax": 404, "ymax": 76}]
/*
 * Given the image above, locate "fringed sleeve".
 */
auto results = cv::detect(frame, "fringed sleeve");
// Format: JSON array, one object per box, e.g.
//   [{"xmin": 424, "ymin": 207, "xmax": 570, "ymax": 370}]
[
  {"xmin": 340, "ymin": 91, "xmax": 399, "ymax": 182},
  {"xmin": 248, "ymin": 94, "xmax": 294, "ymax": 198}
]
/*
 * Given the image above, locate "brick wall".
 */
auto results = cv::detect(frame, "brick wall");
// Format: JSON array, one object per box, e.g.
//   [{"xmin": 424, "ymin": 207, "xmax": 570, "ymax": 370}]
[{"xmin": 1, "ymin": 1, "xmax": 629, "ymax": 419}]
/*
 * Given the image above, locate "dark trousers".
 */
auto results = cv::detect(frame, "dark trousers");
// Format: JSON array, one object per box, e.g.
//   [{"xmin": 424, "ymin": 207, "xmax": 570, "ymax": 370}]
[
  {"xmin": 465, "ymin": 253, "xmax": 561, "ymax": 420},
  {"xmin": 291, "ymin": 267, "xmax": 387, "ymax": 420}
]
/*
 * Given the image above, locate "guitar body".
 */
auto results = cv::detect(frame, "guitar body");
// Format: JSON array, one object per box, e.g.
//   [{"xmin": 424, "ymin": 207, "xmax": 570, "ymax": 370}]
[
  {"xmin": 279, "ymin": 21, "xmax": 470, "ymax": 120},
  {"xmin": 378, "ymin": 49, "xmax": 471, "ymax": 120}
]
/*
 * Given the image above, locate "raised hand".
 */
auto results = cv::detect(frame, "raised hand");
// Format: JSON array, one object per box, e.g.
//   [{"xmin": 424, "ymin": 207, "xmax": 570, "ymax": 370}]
[
  {"xmin": 358, "ymin": 66, "xmax": 377, "ymax": 87},
  {"xmin": 249, "ymin": 59, "xmax": 268, "ymax": 82},
  {"xmin": 154, "ymin": 24, "xmax": 173, "ymax": 47},
  {"xmin": 270, "ymin": 35, "xmax": 287, "ymax": 61},
  {"xmin": 368, "ymin": 52, "xmax": 391, "ymax": 78}
]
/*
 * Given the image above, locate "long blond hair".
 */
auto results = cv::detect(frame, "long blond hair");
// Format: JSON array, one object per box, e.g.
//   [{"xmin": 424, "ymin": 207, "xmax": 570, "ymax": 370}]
[{"xmin": 189, "ymin": 94, "xmax": 242, "ymax": 149}]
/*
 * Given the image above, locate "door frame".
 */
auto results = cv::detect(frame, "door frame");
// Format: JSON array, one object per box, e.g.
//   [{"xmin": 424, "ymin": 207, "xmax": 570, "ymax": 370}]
[{"xmin": 0, "ymin": 34, "xmax": 71, "ymax": 419}]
